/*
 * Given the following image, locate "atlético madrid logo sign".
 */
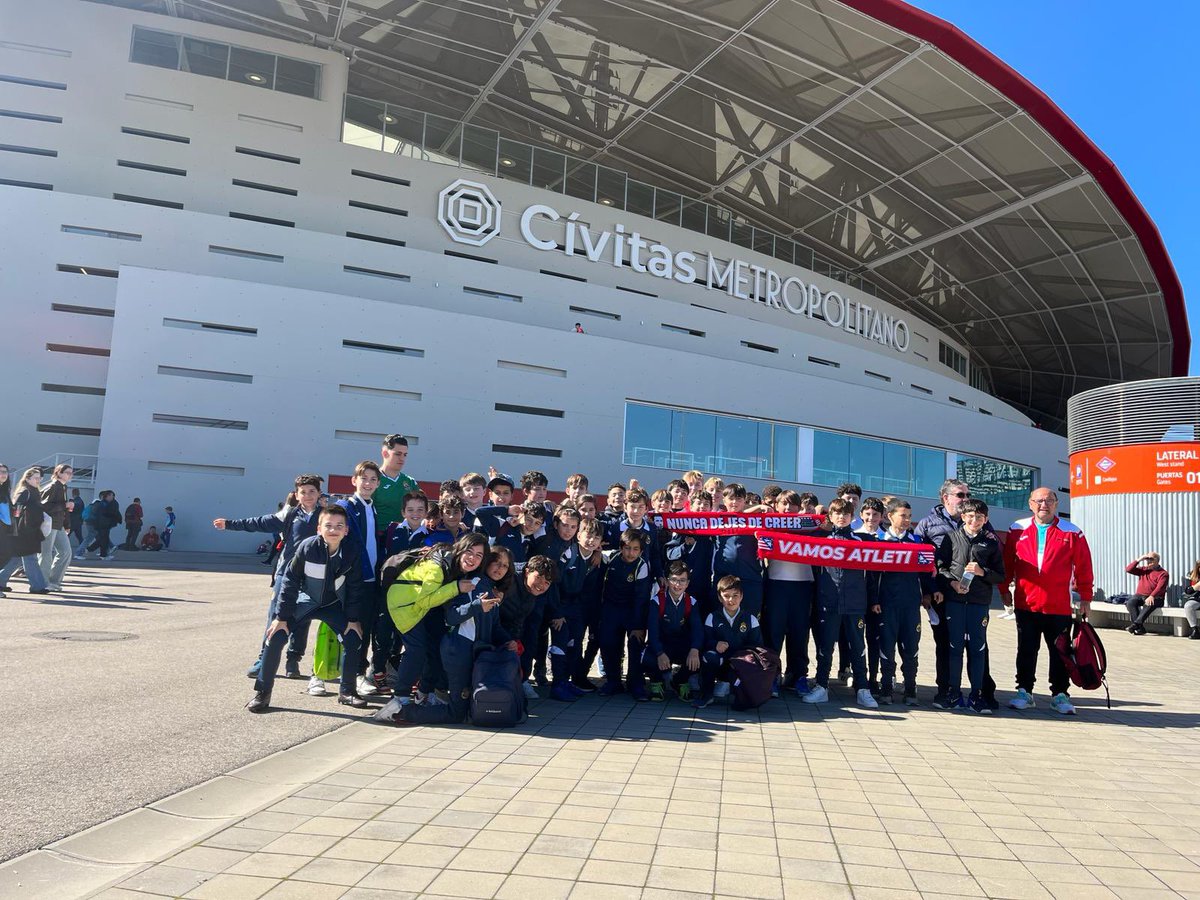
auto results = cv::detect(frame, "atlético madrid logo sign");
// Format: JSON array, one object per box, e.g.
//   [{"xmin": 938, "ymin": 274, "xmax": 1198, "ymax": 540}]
[{"xmin": 437, "ymin": 178, "xmax": 502, "ymax": 247}]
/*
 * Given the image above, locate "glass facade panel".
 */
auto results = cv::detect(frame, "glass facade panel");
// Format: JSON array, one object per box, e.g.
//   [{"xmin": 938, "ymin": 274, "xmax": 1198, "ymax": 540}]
[
  {"xmin": 848, "ymin": 437, "xmax": 884, "ymax": 492},
  {"xmin": 654, "ymin": 189, "xmax": 682, "ymax": 226},
  {"xmin": 674, "ymin": 410, "xmax": 716, "ymax": 472},
  {"xmin": 131, "ymin": 28, "xmax": 179, "ymax": 69},
  {"xmin": 596, "ymin": 167, "xmax": 626, "ymax": 208},
  {"xmin": 714, "ymin": 416, "xmax": 759, "ymax": 478},
  {"xmin": 681, "ymin": 198, "xmax": 707, "ymax": 233},
  {"xmin": 342, "ymin": 95, "xmax": 385, "ymax": 151},
  {"xmin": 565, "ymin": 161, "xmax": 597, "ymax": 201},
  {"xmin": 623, "ymin": 403, "xmax": 673, "ymax": 468},
  {"xmin": 498, "ymin": 139, "xmax": 533, "ymax": 182},
  {"xmin": 957, "ymin": 456, "xmax": 1037, "ymax": 509},
  {"xmin": 181, "ymin": 37, "xmax": 227, "ymax": 79},
  {"xmin": 229, "ymin": 47, "xmax": 275, "ymax": 89},
  {"xmin": 386, "ymin": 106, "xmax": 425, "ymax": 156},
  {"xmin": 626, "ymin": 180, "xmax": 655, "ymax": 217},
  {"xmin": 882, "ymin": 442, "xmax": 910, "ymax": 494},
  {"xmin": 531, "ymin": 147, "xmax": 565, "ymax": 191},
  {"xmin": 913, "ymin": 447, "xmax": 946, "ymax": 498},
  {"xmin": 813, "ymin": 431, "xmax": 850, "ymax": 485},
  {"xmin": 274, "ymin": 56, "xmax": 319, "ymax": 98},
  {"xmin": 461, "ymin": 124, "xmax": 498, "ymax": 175}
]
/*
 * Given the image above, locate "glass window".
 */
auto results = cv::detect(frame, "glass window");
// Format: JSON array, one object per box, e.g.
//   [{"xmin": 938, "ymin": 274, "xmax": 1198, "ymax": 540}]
[
  {"xmin": 228, "ymin": 47, "xmax": 274, "ymax": 89},
  {"xmin": 623, "ymin": 403, "xmax": 672, "ymax": 468},
  {"xmin": 654, "ymin": 189, "xmax": 682, "ymax": 226},
  {"xmin": 714, "ymin": 416, "xmax": 759, "ymax": 478},
  {"xmin": 498, "ymin": 139, "xmax": 533, "ymax": 183},
  {"xmin": 626, "ymin": 180, "xmax": 655, "ymax": 217},
  {"xmin": 596, "ymin": 167, "xmax": 626, "ymax": 209},
  {"xmin": 423, "ymin": 115, "xmax": 461, "ymax": 166},
  {"xmin": 913, "ymin": 447, "xmax": 946, "ymax": 498},
  {"xmin": 681, "ymin": 199, "xmax": 707, "ymax": 233},
  {"xmin": 181, "ymin": 37, "xmax": 227, "ymax": 78},
  {"xmin": 385, "ymin": 105, "xmax": 425, "ymax": 156},
  {"xmin": 813, "ymin": 431, "xmax": 850, "ymax": 487},
  {"xmin": 565, "ymin": 161, "xmax": 597, "ymax": 201},
  {"xmin": 706, "ymin": 206, "xmax": 731, "ymax": 241},
  {"xmin": 461, "ymin": 124, "xmax": 498, "ymax": 175},
  {"xmin": 131, "ymin": 28, "xmax": 180, "ymax": 70},
  {"xmin": 848, "ymin": 437, "xmax": 884, "ymax": 492},
  {"xmin": 674, "ymin": 410, "xmax": 716, "ymax": 473},
  {"xmin": 342, "ymin": 95, "xmax": 386, "ymax": 151},
  {"xmin": 759, "ymin": 422, "xmax": 798, "ymax": 481},
  {"xmin": 957, "ymin": 456, "xmax": 1037, "ymax": 509},
  {"xmin": 274, "ymin": 57, "xmax": 319, "ymax": 98},
  {"xmin": 531, "ymin": 147, "xmax": 565, "ymax": 191},
  {"xmin": 882, "ymin": 442, "xmax": 910, "ymax": 494}
]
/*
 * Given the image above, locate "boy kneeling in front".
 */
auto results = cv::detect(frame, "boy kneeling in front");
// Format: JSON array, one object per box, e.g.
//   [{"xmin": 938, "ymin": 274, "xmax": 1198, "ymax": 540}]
[
  {"xmin": 247, "ymin": 505, "xmax": 366, "ymax": 713},
  {"xmin": 693, "ymin": 575, "xmax": 765, "ymax": 709}
]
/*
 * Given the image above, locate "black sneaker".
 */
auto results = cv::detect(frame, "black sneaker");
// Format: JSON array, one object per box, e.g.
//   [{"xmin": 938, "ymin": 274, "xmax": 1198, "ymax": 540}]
[
  {"xmin": 931, "ymin": 692, "xmax": 951, "ymax": 709},
  {"xmin": 284, "ymin": 660, "xmax": 303, "ymax": 679},
  {"xmin": 571, "ymin": 676, "xmax": 598, "ymax": 693},
  {"xmin": 338, "ymin": 693, "xmax": 369, "ymax": 708},
  {"xmin": 246, "ymin": 691, "xmax": 271, "ymax": 713}
]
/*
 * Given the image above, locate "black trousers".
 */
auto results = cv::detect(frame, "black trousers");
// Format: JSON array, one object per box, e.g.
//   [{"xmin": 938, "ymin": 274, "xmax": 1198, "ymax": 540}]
[
  {"xmin": 1125, "ymin": 594, "xmax": 1162, "ymax": 628},
  {"xmin": 1014, "ymin": 608, "xmax": 1071, "ymax": 696},
  {"xmin": 932, "ymin": 603, "xmax": 996, "ymax": 700}
]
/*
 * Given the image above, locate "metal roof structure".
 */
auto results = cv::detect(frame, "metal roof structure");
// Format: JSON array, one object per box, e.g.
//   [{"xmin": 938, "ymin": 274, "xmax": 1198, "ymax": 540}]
[{"xmin": 93, "ymin": 0, "xmax": 1189, "ymax": 433}]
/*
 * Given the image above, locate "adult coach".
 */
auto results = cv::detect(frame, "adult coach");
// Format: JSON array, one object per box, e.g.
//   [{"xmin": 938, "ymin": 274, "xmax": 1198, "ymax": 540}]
[
  {"xmin": 1000, "ymin": 487, "xmax": 1093, "ymax": 715},
  {"xmin": 373, "ymin": 434, "xmax": 419, "ymax": 540}
]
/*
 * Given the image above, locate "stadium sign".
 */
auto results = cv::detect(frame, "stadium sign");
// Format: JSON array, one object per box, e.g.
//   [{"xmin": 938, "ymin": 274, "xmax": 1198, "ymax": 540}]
[{"xmin": 439, "ymin": 179, "xmax": 910, "ymax": 353}]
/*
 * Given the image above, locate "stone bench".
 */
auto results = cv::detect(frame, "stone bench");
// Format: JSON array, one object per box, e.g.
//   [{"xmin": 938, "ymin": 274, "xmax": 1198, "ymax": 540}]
[{"xmin": 1088, "ymin": 600, "xmax": 1192, "ymax": 636}]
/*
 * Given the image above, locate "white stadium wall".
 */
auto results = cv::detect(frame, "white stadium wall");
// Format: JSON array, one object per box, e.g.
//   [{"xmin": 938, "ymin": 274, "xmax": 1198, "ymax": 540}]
[{"xmin": 0, "ymin": 0, "xmax": 1071, "ymax": 551}]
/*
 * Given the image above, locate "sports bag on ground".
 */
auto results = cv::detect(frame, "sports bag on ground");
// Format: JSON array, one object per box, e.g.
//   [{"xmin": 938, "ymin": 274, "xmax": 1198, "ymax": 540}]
[
  {"xmin": 727, "ymin": 646, "xmax": 781, "ymax": 711},
  {"xmin": 470, "ymin": 648, "xmax": 525, "ymax": 727},
  {"xmin": 311, "ymin": 622, "xmax": 343, "ymax": 681},
  {"xmin": 1054, "ymin": 620, "xmax": 1109, "ymax": 707}
]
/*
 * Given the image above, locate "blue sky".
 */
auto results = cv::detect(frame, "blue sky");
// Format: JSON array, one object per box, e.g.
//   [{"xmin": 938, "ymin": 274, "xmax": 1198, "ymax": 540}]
[{"xmin": 909, "ymin": 1, "xmax": 1199, "ymax": 374}]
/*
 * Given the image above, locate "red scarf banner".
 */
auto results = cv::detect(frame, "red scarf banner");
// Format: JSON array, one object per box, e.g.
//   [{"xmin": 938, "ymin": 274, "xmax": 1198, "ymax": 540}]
[
  {"xmin": 650, "ymin": 511, "xmax": 824, "ymax": 535},
  {"xmin": 755, "ymin": 531, "xmax": 936, "ymax": 573}
]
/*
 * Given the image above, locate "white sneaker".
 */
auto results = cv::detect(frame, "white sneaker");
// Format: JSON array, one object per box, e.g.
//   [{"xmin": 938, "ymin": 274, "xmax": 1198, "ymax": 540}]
[
  {"xmin": 522, "ymin": 682, "xmax": 538, "ymax": 700},
  {"xmin": 800, "ymin": 685, "xmax": 828, "ymax": 704},
  {"xmin": 999, "ymin": 607, "xmax": 1016, "ymax": 620},
  {"xmin": 1009, "ymin": 688, "xmax": 1036, "ymax": 710},
  {"xmin": 856, "ymin": 689, "xmax": 879, "ymax": 709},
  {"xmin": 307, "ymin": 675, "xmax": 328, "ymax": 696},
  {"xmin": 1050, "ymin": 693, "xmax": 1075, "ymax": 715},
  {"xmin": 356, "ymin": 676, "xmax": 377, "ymax": 696},
  {"xmin": 713, "ymin": 680, "xmax": 730, "ymax": 698}
]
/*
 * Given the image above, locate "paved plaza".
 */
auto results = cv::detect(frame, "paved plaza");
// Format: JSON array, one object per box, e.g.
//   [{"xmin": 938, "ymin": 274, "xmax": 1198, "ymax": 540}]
[{"xmin": 3, "ymin": 559, "xmax": 1200, "ymax": 900}]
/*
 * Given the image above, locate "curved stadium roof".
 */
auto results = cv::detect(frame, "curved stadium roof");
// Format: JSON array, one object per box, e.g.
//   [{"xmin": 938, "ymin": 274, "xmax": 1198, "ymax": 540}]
[{"xmin": 98, "ymin": 0, "xmax": 1189, "ymax": 434}]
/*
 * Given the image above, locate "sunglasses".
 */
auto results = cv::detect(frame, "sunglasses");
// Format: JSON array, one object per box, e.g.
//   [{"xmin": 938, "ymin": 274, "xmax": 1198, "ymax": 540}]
[{"xmin": 951, "ymin": 491, "xmax": 971, "ymax": 499}]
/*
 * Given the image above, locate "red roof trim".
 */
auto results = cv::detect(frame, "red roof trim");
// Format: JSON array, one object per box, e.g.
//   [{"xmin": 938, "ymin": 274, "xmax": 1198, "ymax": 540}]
[{"xmin": 840, "ymin": 0, "xmax": 1190, "ymax": 376}]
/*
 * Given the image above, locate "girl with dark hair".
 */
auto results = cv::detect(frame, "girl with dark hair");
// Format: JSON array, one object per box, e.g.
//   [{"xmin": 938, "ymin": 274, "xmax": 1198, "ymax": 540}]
[
  {"xmin": 0, "ymin": 468, "xmax": 50, "ymax": 595},
  {"xmin": 1183, "ymin": 561, "xmax": 1200, "ymax": 640},
  {"xmin": 374, "ymin": 533, "xmax": 488, "ymax": 722}
]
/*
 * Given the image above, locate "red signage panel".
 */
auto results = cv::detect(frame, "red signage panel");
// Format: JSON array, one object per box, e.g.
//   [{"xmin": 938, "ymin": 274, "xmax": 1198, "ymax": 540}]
[{"xmin": 1069, "ymin": 442, "xmax": 1200, "ymax": 496}]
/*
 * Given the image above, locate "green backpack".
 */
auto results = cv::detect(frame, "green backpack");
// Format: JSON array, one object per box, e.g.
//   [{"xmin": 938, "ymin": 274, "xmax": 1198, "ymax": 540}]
[{"xmin": 311, "ymin": 622, "xmax": 343, "ymax": 681}]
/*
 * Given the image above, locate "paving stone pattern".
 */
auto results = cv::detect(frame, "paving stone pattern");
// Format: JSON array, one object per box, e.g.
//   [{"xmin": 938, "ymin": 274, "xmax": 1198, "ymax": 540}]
[{"xmin": 95, "ymin": 614, "xmax": 1200, "ymax": 899}]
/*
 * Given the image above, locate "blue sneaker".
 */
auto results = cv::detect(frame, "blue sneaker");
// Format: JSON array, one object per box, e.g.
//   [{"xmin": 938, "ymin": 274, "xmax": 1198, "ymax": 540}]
[
  {"xmin": 597, "ymin": 680, "xmax": 624, "ymax": 697},
  {"xmin": 945, "ymin": 692, "xmax": 967, "ymax": 710},
  {"xmin": 629, "ymin": 683, "xmax": 650, "ymax": 702},
  {"xmin": 691, "ymin": 692, "xmax": 714, "ymax": 709},
  {"xmin": 550, "ymin": 683, "xmax": 577, "ymax": 702},
  {"xmin": 564, "ymin": 681, "xmax": 586, "ymax": 697},
  {"xmin": 246, "ymin": 659, "xmax": 262, "ymax": 679},
  {"xmin": 794, "ymin": 676, "xmax": 809, "ymax": 697}
]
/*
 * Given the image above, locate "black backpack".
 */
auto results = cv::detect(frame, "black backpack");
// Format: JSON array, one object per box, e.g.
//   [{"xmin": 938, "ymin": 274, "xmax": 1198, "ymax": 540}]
[
  {"xmin": 728, "ymin": 647, "xmax": 781, "ymax": 711},
  {"xmin": 379, "ymin": 544, "xmax": 451, "ymax": 593},
  {"xmin": 470, "ymin": 648, "xmax": 525, "ymax": 727}
]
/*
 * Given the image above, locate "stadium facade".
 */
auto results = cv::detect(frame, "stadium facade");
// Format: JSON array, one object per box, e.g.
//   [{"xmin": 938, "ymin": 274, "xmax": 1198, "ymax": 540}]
[{"xmin": 0, "ymin": 0, "xmax": 1186, "ymax": 551}]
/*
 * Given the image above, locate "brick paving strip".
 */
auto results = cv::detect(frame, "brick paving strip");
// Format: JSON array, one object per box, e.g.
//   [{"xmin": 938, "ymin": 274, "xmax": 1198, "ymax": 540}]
[{"xmin": 4, "ymin": 614, "xmax": 1200, "ymax": 900}]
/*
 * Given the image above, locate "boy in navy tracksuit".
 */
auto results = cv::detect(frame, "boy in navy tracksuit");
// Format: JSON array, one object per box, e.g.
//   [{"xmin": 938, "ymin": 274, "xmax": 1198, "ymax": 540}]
[
  {"xmin": 571, "ymin": 519, "xmax": 608, "ymax": 691},
  {"xmin": 409, "ymin": 496, "xmax": 471, "ymax": 548},
  {"xmin": 603, "ymin": 488, "xmax": 660, "ymax": 580},
  {"xmin": 693, "ymin": 575, "xmax": 763, "ymax": 709},
  {"xmin": 874, "ymin": 499, "xmax": 934, "ymax": 705},
  {"xmin": 801, "ymin": 498, "xmax": 880, "ymax": 709},
  {"xmin": 598, "ymin": 483, "xmax": 625, "ymax": 526},
  {"xmin": 713, "ymin": 484, "xmax": 764, "ymax": 616},
  {"xmin": 335, "ymin": 461, "xmax": 384, "ymax": 695},
  {"xmin": 216, "ymin": 473, "xmax": 323, "ymax": 682},
  {"xmin": 598, "ymin": 529, "xmax": 653, "ymax": 700},
  {"xmin": 935, "ymin": 498, "xmax": 1004, "ymax": 714},
  {"xmin": 641, "ymin": 560, "xmax": 703, "ymax": 701},
  {"xmin": 534, "ymin": 505, "xmax": 584, "ymax": 699},
  {"xmin": 474, "ymin": 500, "xmax": 547, "ymax": 574},
  {"xmin": 247, "ymin": 505, "xmax": 367, "ymax": 713},
  {"xmin": 662, "ymin": 529, "xmax": 714, "ymax": 615}
]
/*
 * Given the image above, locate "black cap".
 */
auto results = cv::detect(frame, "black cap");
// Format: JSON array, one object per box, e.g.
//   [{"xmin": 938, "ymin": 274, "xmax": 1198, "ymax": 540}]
[{"xmin": 487, "ymin": 473, "xmax": 515, "ymax": 491}]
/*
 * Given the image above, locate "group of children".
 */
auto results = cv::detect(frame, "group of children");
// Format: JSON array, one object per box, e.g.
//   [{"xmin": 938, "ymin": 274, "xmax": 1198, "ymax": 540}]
[{"xmin": 225, "ymin": 435, "xmax": 1006, "ymax": 720}]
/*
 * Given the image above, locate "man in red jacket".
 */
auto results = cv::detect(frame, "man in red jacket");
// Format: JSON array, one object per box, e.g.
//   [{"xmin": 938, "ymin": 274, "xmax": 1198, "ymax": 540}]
[
  {"xmin": 1124, "ymin": 553, "xmax": 1168, "ymax": 635},
  {"xmin": 999, "ymin": 487, "xmax": 1094, "ymax": 716}
]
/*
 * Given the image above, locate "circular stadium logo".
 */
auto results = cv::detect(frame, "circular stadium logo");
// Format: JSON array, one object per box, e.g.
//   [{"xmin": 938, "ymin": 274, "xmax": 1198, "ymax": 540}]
[{"xmin": 438, "ymin": 179, "xmax": 502, "ymax": 246}]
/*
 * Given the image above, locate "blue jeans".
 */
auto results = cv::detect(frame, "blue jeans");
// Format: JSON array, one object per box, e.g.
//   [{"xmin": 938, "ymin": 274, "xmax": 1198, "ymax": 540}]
[
  {"xmin": 879, "ymin": 600, "xmax": 921, "ymax": 695},
  {"xmin": 814, "ymin": 600, "xmax": 866, "ymax": 690},
  {"xmin": 765, "ymin": 580, "xmax": 813, "ymax": 678},
  {"xmin": 945, "ymin": 600, "xmax": 988, "ymax": 699},
  {"xmin": 0, "ymin": 554, "xmax": 49, "ymax": 592},
  {"xmin": 256, "ymin": 606, "xmax": 361, "ymax": 696},
  {"xmin": 392, "ymin": 610, "xmax": 439, "ymax": 697}
]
